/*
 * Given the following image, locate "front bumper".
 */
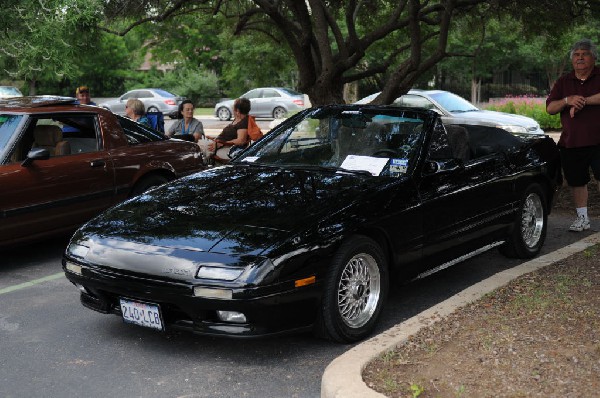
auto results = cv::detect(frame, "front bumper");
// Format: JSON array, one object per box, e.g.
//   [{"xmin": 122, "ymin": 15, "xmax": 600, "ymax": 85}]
[{"xmin": 63, "ymin": 259, "xmax": 321, "ymax": 338}]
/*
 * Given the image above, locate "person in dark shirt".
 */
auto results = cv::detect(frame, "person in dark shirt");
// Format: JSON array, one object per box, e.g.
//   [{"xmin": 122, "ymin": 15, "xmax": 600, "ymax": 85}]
[
  {"xmin": 201, "ymin": 98, "xmax": 250, "ymax": 162},
  {"xmin": 546, "ymin": 38, "xmax": 600, "ymax": 232}
]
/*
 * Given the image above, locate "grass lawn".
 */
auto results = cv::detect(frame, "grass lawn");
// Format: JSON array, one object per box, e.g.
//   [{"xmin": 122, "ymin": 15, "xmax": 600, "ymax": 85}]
[{"xmin": 195, "ymin": 108, "xmax": 214, "ymax": 116}]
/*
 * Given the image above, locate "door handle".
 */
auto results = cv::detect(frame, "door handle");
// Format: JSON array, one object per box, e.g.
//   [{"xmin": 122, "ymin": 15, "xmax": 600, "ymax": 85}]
[{"xmin": 90, "ymin": 160, "xmax": 106, "ymax": 168}]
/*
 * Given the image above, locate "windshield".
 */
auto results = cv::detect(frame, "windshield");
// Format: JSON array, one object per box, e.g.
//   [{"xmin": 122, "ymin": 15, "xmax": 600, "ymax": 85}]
[
  {"xmin": 153, "ymin": 89, "xmax": 177, "ymax": 98},
  {"xmin": 0, "ymin": 114, "xmax": 25, "ymax": 159},
  {"xmin": 235, "ymin": 108, "xmax": 426, "ymax": 177},
  {"xmin": 428, "ymin": 92, "xmax": 479, "ymax": 113},
  {"xmin": 278, "ymin": 88, "xmax": 303, "ymax": 97}
]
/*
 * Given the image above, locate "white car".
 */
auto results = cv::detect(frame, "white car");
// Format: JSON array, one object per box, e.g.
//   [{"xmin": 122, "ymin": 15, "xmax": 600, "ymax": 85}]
[
  {"xmin": 215, "ymin": 87, "xmax": 306, "ymax": 121},
  {"xmin": 0, "ymin": 86, "xmax": 23, "ymax": 98},
  {"xmin": 356, "ymin": 89, "xmax": 544, "ymax": 135}
]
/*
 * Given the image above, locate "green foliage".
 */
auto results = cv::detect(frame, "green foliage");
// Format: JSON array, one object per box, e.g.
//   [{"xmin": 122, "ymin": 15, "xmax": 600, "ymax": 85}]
[
  {"xmin": 483, "ymin": 98, "xmax": 562, "ymax": 130},
  {"xmin": 217, "ymin": 34, "xmax": 299, "ymax": 97},
  {"xmin": 132, "ymin": 68, "xmax": 220, "ymax": 106},
  {"xmin": 0, "ymin": 0, "xmax": 103, "ymax": 92}
]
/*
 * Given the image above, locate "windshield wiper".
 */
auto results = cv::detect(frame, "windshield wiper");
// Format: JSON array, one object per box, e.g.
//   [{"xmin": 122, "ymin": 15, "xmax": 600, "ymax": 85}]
[{"xmin": 285, "ymin": 164, "xmax": 373, "ymax": 176}]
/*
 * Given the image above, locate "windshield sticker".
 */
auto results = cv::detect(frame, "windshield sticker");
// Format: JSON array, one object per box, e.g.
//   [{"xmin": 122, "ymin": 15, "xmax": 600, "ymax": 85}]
[
  {"xmin": 340, "ymin": 155, "xmax": 389, "ymax": 176},
  {"xmin": 389, "ymin": 158, "xmax": 409, "ymax": 176}
]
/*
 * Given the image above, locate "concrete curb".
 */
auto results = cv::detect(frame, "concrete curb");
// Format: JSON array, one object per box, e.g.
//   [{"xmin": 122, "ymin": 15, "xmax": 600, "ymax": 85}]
[{"xmin": 321, "ymin": 232, "xmax": 600, "ymax": 398}]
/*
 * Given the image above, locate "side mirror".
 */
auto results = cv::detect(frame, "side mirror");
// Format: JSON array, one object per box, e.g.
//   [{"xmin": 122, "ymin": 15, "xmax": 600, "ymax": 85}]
[
  {"xmin": 21, "ymin": 148, "xmax": 50, "ymax": 167},
  {"xmin": 424, "ymin": 158, "xmax": 463, "ymax": 175}
]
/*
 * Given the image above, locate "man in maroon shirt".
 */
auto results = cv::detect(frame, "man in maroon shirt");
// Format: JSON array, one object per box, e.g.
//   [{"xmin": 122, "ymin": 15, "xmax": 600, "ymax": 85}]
[{"xmin": 547, "ymin": 39, "xmax": 600, "ymax": 232}]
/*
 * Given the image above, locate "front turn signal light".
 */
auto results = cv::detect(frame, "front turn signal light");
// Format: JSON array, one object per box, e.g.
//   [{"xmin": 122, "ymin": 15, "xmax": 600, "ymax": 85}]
[{"xmin": 295, "ymin": 275, "xmax": 316, "ymax": 288}]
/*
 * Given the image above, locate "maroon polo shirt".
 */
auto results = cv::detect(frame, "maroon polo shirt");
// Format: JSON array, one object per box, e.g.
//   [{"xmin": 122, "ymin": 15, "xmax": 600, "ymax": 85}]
[{"xmin": 546, "ymin": 66, "xmax": 600, "ymax": 148}]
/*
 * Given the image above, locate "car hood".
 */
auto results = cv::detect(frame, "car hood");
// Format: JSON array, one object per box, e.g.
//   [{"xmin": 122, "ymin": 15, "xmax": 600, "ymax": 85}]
[
  {"xmin": 448, "ymin": 109, "xmax": 542, "ymax": 131},
  {"xmin": 73, "ymin": 165, "xmax": 384, "ymax": 258}
]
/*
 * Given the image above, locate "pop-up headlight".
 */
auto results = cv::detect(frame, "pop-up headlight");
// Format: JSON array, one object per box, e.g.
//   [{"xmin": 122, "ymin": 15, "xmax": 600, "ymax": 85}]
[{"xmin": 195, "ymin": 264, "xmax": 244, "ymax": 281}]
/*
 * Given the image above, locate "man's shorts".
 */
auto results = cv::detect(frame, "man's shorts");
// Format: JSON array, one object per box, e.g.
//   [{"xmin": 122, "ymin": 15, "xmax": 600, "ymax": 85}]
[{"xmin": 559, "ymin": 145, "xmax": 600, "ymax": 187}]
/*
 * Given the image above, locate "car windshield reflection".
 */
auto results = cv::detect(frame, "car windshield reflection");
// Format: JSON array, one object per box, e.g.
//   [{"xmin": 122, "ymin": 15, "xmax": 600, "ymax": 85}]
[
  {"xmin": 236, "ymin": 108, "xmax": 425, "ymax": 177},
  {"xmin": 428, "ymin": 92, "xmax": 479, "ymax": 113},
  {"xmin": 0, "ymin": 114, "xmax": 24, "ymax": 157}
]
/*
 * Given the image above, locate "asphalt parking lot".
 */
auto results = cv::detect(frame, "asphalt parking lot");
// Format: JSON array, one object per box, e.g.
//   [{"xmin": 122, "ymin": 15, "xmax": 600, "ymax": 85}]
[{"xmin": 0, "ymin": 210, "xmax": 588, "ymax": 398}]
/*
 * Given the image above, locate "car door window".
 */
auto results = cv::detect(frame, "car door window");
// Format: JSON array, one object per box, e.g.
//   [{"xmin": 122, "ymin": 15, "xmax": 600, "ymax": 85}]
[
  {"xmin": 122, "ymin": 92, "xmax": 136, "ymax": 100},
  {"xmin": 400, "ymin": 94, "xmax": 435, "ymax": 110},
  {"xmin": 244, "ymin": 90, "xmax": 261, "ymax": 99},
  {"xmin": 8, "ymin": 115, "xmax": 101, "ymax": 162},
  {"xmin": 261, "ymin": 89, "xmax": 280, "ymax": 98},
  {"xmin": 427, "ymin": 121, "xmax": 453, "ymax": 159},
  {"xmin": 60, "ymin": 115, "xmax": 101, "ymax": 153},
  {"xmin": 136, "ymin": 90, "xmax": 153, "ymax": 99}
]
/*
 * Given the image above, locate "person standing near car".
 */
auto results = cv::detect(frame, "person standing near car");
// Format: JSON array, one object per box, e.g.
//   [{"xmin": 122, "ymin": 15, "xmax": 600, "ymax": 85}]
[
  {"xmin": 75, "ymin": 86, "xmax": 96, "ymax": 105},
  {"xmin": 546, "ymin": 38, "xmax": 600, "ymax": 232},
  {"xmin": 125, "ymin": 98, "xmax": 151, "ymax": 127},
  {"xmin": 166, "ymin": 99, "xmax": 205, "ymax": 142}
]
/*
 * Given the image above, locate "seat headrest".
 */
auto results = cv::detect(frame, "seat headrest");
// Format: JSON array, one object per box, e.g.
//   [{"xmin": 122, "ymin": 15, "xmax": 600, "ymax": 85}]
[{"xmin": 34, "ymin": 125, "xmax": 63, "ymax": 146}]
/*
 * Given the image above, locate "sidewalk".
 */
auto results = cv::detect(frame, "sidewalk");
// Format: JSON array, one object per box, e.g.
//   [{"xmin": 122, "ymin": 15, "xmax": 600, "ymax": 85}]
[{"xmin": 321, "ymin": 231, "xmax": 600, "ymax": 398}]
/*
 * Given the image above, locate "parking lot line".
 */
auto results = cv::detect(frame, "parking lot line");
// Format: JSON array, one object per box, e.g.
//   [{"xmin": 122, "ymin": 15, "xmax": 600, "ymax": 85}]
[{"xmin": 0, "ymin": 272, "xmax": 64, "ymax": 295}]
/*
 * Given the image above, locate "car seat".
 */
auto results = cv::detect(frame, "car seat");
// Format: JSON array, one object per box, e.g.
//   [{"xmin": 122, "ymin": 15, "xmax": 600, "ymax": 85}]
[{"xmin": 32, "ymin": 125, "xmax": 71, "ymax": 156}]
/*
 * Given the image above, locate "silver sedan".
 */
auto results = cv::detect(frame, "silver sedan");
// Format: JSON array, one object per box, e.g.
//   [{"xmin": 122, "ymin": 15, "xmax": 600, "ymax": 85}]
[
  {"xmin": 215, "ymin": 87, "xmax": 306, "ymax": 121},
  {"xmin": 357, "ymin": 89, "xmax": 544, "ymax": 135}
]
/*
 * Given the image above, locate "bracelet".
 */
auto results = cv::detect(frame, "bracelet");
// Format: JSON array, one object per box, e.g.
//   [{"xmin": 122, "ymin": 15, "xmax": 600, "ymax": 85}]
[{"xmin": 564, "ymin": 97, "xmax": 568, "ymax": 105}]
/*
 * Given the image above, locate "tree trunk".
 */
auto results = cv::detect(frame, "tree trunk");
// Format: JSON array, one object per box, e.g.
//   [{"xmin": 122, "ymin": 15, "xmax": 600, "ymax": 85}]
[
  {"xmin": 470, "ymin": 78, "xmax": 480, "ymax": 105},
  {"xmin": 28, "ymin": 79, "xmax": 37, "ymax": 96}
]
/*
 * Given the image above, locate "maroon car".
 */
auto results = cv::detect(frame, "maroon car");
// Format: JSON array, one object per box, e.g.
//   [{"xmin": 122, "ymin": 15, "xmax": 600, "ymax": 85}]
[{"xmin": 0, "ymin": 96, "xmax": 204, "ymax": 247}]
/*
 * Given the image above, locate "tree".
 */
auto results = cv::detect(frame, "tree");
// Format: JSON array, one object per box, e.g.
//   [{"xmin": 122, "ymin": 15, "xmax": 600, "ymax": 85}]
[
  {"xmin": 95, "ymin": 0, "xmax": 600, "ymax": 106},
  {"xmin": 0, "ymin": 0, "xmax": 103, "ymax": 94}
]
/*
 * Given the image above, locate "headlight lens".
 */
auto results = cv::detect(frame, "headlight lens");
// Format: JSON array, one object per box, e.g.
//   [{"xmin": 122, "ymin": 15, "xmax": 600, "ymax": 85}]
[
  {"xmin": 67, "ymin": 243, "xmax": 89, "ymax": 259},
  {"xmin": 497, "ymin": 124, "xmax": 527, "ymax": 134},
  {"xmin": 195, "ymin": 265, "xmax": 244, "ymax": 281}
]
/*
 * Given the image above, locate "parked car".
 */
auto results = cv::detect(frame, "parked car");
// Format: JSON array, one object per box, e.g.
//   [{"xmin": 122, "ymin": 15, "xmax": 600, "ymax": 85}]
[
  {"xmin": 215, "ymin": 87, "xmax": 305, "ymax": 121},
  {"xmin": 0, "ymin": 96, "xmax": 205, "ymax": 248},
  {"xmin": 100, "ymin": 88, "xmax": 185, "ymax": 118},
  {"xmin": 356, "ymin": 89, "xmax": 545, "ymax": 135},
  {"xmin": 0, "ymin": 86, "xmax": 23, "ymax": 98},
  {"xmin": 63, "ymin": 104, "xmax": 561, "ymax": 343}
]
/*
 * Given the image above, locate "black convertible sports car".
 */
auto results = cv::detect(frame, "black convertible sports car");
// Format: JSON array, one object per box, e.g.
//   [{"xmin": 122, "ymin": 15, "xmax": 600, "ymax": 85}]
[{"xmin": 63, "ymin": 104, "xmax": 561, "ymax": 343}]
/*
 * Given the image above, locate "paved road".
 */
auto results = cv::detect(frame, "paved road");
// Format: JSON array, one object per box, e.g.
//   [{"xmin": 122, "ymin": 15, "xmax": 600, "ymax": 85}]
[
  {"xmin": 166, "ymin": 116, "xmax": 275, "ymax": 137},
  {"xmin": 0, "ymin": 210, "xmax": 591, "ymax": 398}
]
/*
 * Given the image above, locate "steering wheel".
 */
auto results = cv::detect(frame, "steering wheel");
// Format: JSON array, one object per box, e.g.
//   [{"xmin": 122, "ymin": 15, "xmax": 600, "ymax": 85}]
[{"xmin": 371, "ymin": 149, "xmax": 399, "ymax": 158}]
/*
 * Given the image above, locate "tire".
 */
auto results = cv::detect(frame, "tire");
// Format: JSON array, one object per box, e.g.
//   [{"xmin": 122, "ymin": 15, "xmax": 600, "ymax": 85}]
[
  {"xmin": 130, "ymin": 174, "xmax": 169, "ymax": 197},
  {"xmin": 500, "ymin": 183, "xmax": 547, "ymax": 259},
  {"xmin": 147, "ymin": 106, "xmax": 159, "ymax": 113},
  {"xmin": 315, "ymin": 236, "xmax": 388, "ymax": 343},
  {"xmin": 272, "ymin": 106, "xmax": 287, "ymax": 119},
  {"xmin": 217, "ymin": 107, "xmax": 232, "ymax": 121}
]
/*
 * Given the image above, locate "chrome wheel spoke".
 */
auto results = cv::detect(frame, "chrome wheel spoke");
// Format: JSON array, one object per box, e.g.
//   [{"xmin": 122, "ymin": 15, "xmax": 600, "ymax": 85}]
[{"xmin": 337, "ymin": 253, "xmax": 381, "ymax": 328}]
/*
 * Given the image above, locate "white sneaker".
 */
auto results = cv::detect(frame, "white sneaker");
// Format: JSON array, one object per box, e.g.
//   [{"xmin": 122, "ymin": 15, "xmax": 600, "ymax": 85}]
[{"xmin": 569, "ymin": 215, "xmax": 590, "ymax": 232}]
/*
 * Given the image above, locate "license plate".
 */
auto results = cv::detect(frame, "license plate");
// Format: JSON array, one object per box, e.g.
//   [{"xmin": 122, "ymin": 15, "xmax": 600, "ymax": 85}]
[{"xmin": 119, "ymin": 298, "xmax": 164, "ymax": 331}]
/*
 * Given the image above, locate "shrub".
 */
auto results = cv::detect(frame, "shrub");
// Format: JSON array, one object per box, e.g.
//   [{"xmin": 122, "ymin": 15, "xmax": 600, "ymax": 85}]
[{"xmin": 484, "ymin": 97, "xmax": 562, "ymax": 130}]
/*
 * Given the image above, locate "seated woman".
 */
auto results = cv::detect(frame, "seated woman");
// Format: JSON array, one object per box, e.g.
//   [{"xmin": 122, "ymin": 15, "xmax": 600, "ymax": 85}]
[
  {"xmin": 200, "ymin": 98, "xmax": 250, "ymax": 164},
  {"xmin": 125, "ymin": 99, "xmax": 151, "ymax": 127},
  {"xmin": 166, "ymin": 100, "xmax": 205, "ymax": 142}
]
